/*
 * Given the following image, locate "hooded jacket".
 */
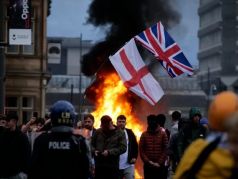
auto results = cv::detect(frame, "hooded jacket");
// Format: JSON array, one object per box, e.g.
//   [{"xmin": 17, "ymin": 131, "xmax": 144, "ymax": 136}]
[
  {"xmin": 177, "ymin": 109, "xmax": 207, "ymax": 160},
  {"xmin": 174, "ymin": 134, "xmax": 234, "ymax": 179}
]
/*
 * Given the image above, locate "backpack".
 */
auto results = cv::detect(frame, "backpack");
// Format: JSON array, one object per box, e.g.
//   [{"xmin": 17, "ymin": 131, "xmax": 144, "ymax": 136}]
[{"xmin": 181, "ymin": 136, "xmax": 221, "ymax": 179}]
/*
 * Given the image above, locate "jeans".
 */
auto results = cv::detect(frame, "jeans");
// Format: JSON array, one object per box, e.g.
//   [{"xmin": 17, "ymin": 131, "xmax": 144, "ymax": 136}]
[{"xmin": 119, "ymin": 165, "xmax": 135, "ymax": 179}]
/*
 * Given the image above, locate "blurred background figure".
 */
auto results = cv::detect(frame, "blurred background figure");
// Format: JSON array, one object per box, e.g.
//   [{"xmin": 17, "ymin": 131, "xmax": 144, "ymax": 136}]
[
  {"xmin": 21, "ymin": 114, "xmax": 46, "ymax": 151},
  {"xmin": 74, "ymin": 114, "xmax": 96, "ymax": 139},
  {"xmin": 177, "ymin": 107, "xmax": 207, "ymax": 160},
  {"xmin": 174, "ymin": 91, "xmax": 238, "ymax": 179},
  {"xmin": 157, "ymin": 113, "xmax": 170, "ymax": 140},
  {"xmin": 83, "ymin": 114, "xmax": 96, "ymax": 136},
  {"xmin": 170, "ymin": 111, "xmax": 181, "ymax": 136},
  {"xmin": 200, "ymin": 117, "xmax": 209, "ymax": 134},
  {"xmin": 82, "ymin": 114, "xmax": 97, "ymax": 179},
  {"xmin": 38, "ymin": 113, "xmax": 52, "ymax": 132},
  {"xmin": 77, "ymin": 120, "xmax": 83, "ymax": 129},
  {"xmin": 157, "ymin": 113, "xmax": 170, "ymax": 178},
  {"xmin": 168, "ymin": 119, "xmax": 185, "ymax": 175}
]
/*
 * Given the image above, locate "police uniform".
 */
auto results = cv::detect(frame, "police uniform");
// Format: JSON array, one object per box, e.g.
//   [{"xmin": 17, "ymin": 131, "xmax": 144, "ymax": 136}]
[{"xmin": 28, "ymin": 100, "xmax": 89, "ymax": 179}]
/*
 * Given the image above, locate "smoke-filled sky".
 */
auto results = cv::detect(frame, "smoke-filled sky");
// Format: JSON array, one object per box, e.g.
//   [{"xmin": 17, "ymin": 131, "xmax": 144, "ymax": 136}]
[{"xmin": 47, "ymin": 0, "xmax": 199, "ymax": 67}]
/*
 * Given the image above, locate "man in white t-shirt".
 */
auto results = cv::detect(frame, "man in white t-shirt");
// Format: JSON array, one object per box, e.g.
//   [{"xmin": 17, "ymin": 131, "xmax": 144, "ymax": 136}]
[
  {"xmin": 170, "ymin": 111, "xmax": 181, "ymax": 136},
  {"xmin": 117, "ymin": 115, "xmax": 138, "ymax": 179}
]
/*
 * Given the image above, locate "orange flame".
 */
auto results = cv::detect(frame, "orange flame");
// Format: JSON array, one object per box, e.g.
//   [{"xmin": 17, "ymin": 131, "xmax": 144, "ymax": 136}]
[
  {"xmin": 91, "ymin": 73, "xmax": 144, "ymax": 178},
  {"xmin": 92, "ymin": 73, "xmax": 144, "ymax": 137}
]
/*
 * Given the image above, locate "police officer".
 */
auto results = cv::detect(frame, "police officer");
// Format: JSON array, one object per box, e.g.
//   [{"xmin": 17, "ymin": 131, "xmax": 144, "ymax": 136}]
[{"xmin": 28, "ymin": 100, "xmax": 89, "ymax": 179}]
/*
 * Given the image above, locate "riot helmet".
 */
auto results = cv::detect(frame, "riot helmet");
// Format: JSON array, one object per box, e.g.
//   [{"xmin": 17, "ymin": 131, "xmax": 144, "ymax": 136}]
[{"xmin": 50, "ymin": 100, "xmax": 76, "ymax": 127}]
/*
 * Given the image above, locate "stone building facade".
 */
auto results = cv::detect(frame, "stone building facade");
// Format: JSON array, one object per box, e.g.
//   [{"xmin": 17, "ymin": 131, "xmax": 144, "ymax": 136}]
[
  {"xmin": 1, "ymin": 0, "xmax": 50, "ymax": 124},
  {"xmin": 198, "ymin": 0, "xmax": 238, "ymax": 95}
]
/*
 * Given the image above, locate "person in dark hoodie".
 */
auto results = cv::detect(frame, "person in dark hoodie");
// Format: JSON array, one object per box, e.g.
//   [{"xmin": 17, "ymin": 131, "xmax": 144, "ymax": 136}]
[
  {"xmin": 139, "ymin": 114, "xmax": 168, "ymax": 179},
  {"xmin": 175, "ymin": 91, "xmax": 238, "ymax": 179},
  {"xmin": 177, "ymin": 107, "xmax": 207, "ymax": 161}
]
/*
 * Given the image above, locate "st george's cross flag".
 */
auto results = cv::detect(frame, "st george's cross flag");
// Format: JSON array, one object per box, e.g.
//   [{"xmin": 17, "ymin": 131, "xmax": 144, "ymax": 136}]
[
  {"xmin": 109, "ymin": 38, "xmax": 164, "ymax": 105},
  {"xmin": 135, "ymin": 21, "xmax": 193, "ymax": 78}
]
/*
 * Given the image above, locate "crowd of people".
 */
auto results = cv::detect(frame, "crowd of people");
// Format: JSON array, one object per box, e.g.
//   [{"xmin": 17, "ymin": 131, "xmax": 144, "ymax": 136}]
[{"xmin": 0, "ymin": 90, "xmax": 238, "ymax": 179}]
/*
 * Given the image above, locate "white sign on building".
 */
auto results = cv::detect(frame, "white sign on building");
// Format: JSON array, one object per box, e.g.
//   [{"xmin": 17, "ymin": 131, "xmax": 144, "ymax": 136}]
[
  {"xmin": 48, "ymin": 43, "xmax": 62, "ymax": 64},
  {"xmin": 9, "ymin": 29, "xmax": 32, "ymax": 45}
]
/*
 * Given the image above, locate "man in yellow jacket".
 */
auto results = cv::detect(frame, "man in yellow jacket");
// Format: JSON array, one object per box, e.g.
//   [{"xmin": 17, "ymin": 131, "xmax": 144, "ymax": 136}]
[{"xmin": 174, "ymin": 91, "xmax": 238, "ymax": 179}]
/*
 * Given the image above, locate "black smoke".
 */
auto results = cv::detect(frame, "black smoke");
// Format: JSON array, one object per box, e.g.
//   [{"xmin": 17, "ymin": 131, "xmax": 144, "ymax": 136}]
[
  {"xmin": 82, "ymin": 0, "xmax": 180, "ymax": 102},
  {"xmin": 82, "ymin": 0, "xmax": 180, "ymax": 76}
]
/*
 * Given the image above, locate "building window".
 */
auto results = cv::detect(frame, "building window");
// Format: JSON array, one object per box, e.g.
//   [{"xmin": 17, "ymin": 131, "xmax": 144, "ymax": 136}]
[
  {"xmin": 199, "ymin": 30, "xmax": 222, "ymax": 50},
  {"xmin": 5, "ymin": 96, "xmax": 18, "ymax": 107},
  {"xmin": 6, "ymin": 45, "xmax": 19, "ymax": 54},
  {"xmin": 6, "ymin": 8, "xmax": 36, "ymax": 55},
  {"xmin": 22, "ymin": 97, "xmax": 33, "ymax": 108},
  {"xmin": 47, "ymin": 75, "xmax": 92, "ymax": 93},
  {"xmin": 199, "ymin": 55, "xmax": 221, "ymax": 73},
  {"xmin": 5, "ymin": 96, "xmax": 35, "ymax": 124},
  {"xmin": 200, "ymin": 7, "xmax": 222, "ymax": 29}
]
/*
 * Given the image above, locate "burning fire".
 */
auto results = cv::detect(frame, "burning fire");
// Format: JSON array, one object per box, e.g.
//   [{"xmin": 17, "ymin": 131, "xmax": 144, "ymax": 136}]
[
  {"xmin": 92, "ymin": 73, "xmax": 144, "ymax": 138},
  {"xmin": 91, "ymin": 73, "xmax": 145, "ymax": 178}
]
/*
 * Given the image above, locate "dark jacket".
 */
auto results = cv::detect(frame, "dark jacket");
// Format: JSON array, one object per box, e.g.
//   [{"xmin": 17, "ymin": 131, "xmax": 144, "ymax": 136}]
[
  {"xmin": 91, "ymin": 127, "xmax": 127, "ymax": 169},
  {"xmin": 139, "ymin": 127, "xmax": 168, "ymax": 165},
  {"xmin": 91, "ymin": 127, "xmax": 97, "ymax": 137},
  {"xmin": 168, "ymin": 132, "xmax": 179, "ymax": 171},
  {"xmin": 177, "ymin": 122, "xmax": 207, "ymax": 160},
  {"xmin": 125, "ymin": 128, "xmax": 138, "ymax": 164},
  {"xmin": 28, "ymin": 126, "xmax": 89, "ymax": 179},
  {"xmin": 0, "ymin": 128, "xmax": 31, "ymax": 178}
]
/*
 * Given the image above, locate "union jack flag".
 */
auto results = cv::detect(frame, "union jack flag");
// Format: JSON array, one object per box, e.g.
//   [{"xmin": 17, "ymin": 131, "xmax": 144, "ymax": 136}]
[{"xmin": 135, "ymin": 21, "xmax": 193, "ymax": 78}]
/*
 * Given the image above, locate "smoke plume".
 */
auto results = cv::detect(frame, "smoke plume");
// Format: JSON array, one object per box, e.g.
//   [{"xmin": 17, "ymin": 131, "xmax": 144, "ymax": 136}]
[{"xmin": 82, "ymin": 0, "xmax": 181, "ymax": 102}]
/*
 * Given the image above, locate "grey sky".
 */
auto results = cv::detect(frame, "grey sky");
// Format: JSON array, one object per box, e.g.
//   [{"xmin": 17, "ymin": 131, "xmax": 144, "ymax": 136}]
[
  {"xmin": 47, "ymin": 0, "xmax": 199, "ymax": 66},
  {"xmin": 47, "ymin": 0, "xmax": 105, "ymax": 40}
]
